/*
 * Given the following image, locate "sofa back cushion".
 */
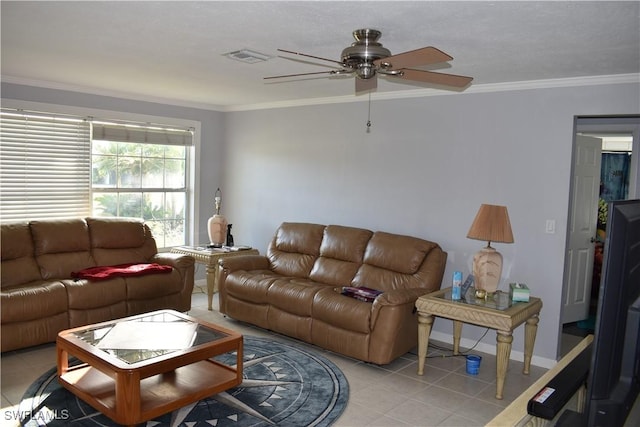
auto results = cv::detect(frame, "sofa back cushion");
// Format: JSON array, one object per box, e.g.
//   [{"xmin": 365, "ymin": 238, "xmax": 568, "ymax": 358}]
[
  {"xmin": 87, "ymin": 217, "xmax": 157, "ymax": 265},
  {"xmin": 0, "ymin": 222, "xmax": 42, "ymax": 287},
  {"xmin": 364, "ymin": 232, "xmax": 438, "ymax": 274},
  {"xmin": 267, "ymin": 222, "xmax": 325, "ymax": 278},
  {"xmin": 30, "ymin": 218, "xmax": 95, "ymax": 279},
  {"xmin": 309, "ymin": 225, "xmax": 373, "ymax": 286},
  {"xmin": 266, "ymin": 222, "xmax": 446, "ymax": 293},
  {"xmin": 353, "ymin": 231, "xmax": 444, "ymax": 292}
]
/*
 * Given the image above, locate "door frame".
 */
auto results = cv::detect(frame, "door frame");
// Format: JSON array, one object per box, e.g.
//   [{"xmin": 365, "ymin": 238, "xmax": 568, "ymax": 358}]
[{"xmin": 558, "ymin": 115, "xmax": 640, "ymax": 359}]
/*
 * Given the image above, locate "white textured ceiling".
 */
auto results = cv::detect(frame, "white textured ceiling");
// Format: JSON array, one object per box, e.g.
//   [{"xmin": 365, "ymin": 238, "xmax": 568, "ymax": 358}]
[{"xmin": 1, "ymin": 1, "xmax": 639, "ymax": 110}]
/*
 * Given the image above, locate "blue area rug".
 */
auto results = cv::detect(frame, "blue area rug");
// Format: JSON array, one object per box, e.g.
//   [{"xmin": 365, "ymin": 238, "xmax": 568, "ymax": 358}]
[{"xmin": 17, "ymin": 336, "xmax": 349, "ymax": 426}]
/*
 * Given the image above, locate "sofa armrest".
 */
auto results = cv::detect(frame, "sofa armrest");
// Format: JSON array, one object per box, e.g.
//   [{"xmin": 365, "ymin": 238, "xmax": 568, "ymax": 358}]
[
  {"xmin": 218, "ymin": 255, "xmax": 270, "ymax": 314},
  {"xmin": 370, "ymin": 287, "xmax": 434, "ymax": 328},
  {"xmin": 219, "ymin": 255, "xmax": 270, "ymax": 273},
  {"xmin": 374, "ymin": 288, "xmax": 430, "ymax": 306},
  {"xmin": 152, "ymin": 252, "xmax": 195, "ymax": 269},
  {"xmin": 151, "ymin": 252, "xmax": 195, "ymax": 311}
]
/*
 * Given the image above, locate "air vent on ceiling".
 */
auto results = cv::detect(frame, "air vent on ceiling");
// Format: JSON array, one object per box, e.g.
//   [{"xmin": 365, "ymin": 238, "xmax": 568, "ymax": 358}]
[{"xmin": 224, "ymin": 49, "xmax": 271, "ymax": 64}]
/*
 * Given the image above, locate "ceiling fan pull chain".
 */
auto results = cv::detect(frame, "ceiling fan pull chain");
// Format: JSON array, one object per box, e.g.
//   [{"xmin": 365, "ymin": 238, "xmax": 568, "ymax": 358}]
[{"xmin": 366, "ymin": 92, "xmax": 372, "ymax": 133}]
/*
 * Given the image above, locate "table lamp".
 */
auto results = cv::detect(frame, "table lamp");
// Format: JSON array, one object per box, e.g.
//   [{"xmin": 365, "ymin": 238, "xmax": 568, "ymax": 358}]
[
  {"xmin": 466, "ymin": 204, "xmax": 514, "ymax": 295},
  {"xmin": 207, "ymin": 188, "xmax": 228, "ymax": 247}
]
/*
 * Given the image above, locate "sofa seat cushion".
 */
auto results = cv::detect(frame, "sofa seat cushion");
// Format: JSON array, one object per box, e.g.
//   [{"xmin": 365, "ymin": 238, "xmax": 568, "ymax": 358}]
[
  {"xmin": 1, "ymin": 281, "xmax": 68, "ymax": 323},
  {"xmin": 267, "ymin": 279, "xmax": 327, "ymax": 317},
  {"xmin": 312, "ymin": 287, "xmax": 372, "ymax": 334},
  {"xmin": 62, "ymin": 278, "xmax": 127, "ymax": 309},
  {"xmin": 224, "ymin": 270, "xmax": 281, "ymax": 304},
  {"xmin": 125, "ymin": 271, "xmax": 183, "ymax": 300}
]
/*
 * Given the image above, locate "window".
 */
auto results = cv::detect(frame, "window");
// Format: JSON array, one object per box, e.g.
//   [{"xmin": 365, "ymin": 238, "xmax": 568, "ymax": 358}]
[
  {"xmin": 91, "ymin": 121, "xmax": 193, "ymax": 248},
  {"xmin": 0, "ymin": 108, "xmax": 195, "ymax": 248}
]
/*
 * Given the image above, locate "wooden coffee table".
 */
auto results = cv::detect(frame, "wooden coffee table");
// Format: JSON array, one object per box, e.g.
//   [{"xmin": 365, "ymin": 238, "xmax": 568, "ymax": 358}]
[
  {"xmin": 57, "ymin": 310, "xmax": 243, "ymax": 426},
  {"xmin": 415, "ymin": 288, "xmax": 542, "ymax": 399}
]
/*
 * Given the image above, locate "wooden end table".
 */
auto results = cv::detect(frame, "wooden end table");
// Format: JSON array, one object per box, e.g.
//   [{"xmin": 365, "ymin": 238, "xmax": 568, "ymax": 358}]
[
  {"xmin": 171, "ymin": 246, "xmax": 259, "ymax": 310},
  {"xmin": 57, "ymin": 310, "xmax": 243, "ymax": 426},
  {"xmin": 415, "ymin": 287, "xmax": 542, "ymax": 399}
]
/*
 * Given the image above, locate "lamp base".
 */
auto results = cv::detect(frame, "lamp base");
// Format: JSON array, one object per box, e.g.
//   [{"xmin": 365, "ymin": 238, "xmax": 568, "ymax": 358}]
[
  {"xmin": 208, "ymin": 214, "xmax": 228, "ymax": 246},
  {"xmin": 472, "ymin": 246, "xmax": 503, "ymax": 294}
]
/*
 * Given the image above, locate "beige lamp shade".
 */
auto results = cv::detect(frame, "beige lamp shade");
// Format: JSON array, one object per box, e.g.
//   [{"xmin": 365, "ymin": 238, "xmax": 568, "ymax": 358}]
[
  {"xmin": 467, "ymin": 204, "xmax": 514, "ymax": 245},
  {"xmin": 467, "ymin": 204, "xmax": 514, "ymax": 294}
]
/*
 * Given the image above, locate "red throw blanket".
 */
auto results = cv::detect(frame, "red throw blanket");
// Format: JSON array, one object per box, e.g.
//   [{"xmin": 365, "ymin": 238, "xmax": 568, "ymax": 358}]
[{"xmin": 71, "ymin": 263, "xmax": 172, "ymax": 281}]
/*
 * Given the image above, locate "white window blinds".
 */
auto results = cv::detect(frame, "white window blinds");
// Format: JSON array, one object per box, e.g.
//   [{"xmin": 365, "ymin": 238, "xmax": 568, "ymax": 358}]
[{"xmin": 0, "ymin": 109, "xmax": 91, "ymax": 221}]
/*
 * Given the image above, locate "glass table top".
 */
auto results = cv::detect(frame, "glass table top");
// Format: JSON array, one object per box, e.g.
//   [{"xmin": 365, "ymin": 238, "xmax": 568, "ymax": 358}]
[
  {"xmin": 71, "ymin": 311, "xmax": 228, "ymax": 364},
  {"xmin": 438, "ymin": 288, "xmax": 516, "ymax": 311}
]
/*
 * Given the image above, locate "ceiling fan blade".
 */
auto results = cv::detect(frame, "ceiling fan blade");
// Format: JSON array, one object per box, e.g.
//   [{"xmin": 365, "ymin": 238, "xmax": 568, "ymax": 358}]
[
  {"xmin": 374, "ymin": 46, "xmax": 453, "ymax": 70},
  {"xmin": 392, "ymin": 69, "xmax": 473, "ymax": 88},
  {"xmin": 355, "ymin": 76, "xmax": 377, "ymax": 94},
  {"xmin": 277, "ymin": 49, "xmax": 344, "ymax": 66},
  {"xmin": 264, "ymin": 70, "xmax": 338, "ymax": 80}
]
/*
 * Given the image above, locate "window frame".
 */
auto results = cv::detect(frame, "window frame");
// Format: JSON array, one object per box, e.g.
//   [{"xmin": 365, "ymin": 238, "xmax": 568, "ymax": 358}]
[{"xmin": 1, "ymin": 100, "xmax": 201, "ymax": 249}]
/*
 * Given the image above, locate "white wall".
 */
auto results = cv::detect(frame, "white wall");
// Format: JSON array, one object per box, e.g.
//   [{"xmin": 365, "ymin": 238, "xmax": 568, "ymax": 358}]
[{"xmin": 222, "ymin": 82, "xmax": 640, "ymax": 365}]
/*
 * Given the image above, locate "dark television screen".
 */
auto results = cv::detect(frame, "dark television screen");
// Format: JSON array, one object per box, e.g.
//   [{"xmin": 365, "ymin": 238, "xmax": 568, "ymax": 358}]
[{"xmin": 585, "ymin": 199, "xmax": 640, "ymax": 427}]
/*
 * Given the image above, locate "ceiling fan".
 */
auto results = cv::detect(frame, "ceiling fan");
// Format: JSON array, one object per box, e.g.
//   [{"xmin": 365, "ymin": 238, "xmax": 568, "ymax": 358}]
[{"xmin": 265, "ymin": 29, "xmax": 473, "ymax": 94}]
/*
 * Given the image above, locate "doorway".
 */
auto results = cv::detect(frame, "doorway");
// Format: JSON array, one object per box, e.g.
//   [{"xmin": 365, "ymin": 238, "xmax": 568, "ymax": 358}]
[{"xmin": 559, "ymin": 116, "xmax": 640, "ymax": 358}]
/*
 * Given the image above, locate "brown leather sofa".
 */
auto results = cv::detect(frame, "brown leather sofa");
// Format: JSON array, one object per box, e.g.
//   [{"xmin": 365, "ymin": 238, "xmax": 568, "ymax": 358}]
[
  {"xmin": 219, "ymin": 222, "xmax": 447, "ymax": 365},
  {"xmin": 1, "ymin": 217, "xmax": 195, "ymax": 352}
]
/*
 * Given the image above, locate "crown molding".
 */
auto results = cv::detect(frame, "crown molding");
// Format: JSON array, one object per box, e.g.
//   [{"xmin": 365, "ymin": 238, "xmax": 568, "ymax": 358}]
[
  {"xmin": 3, "ymin": 73, "xmax": 638, "ymax": 113},
  {"xmin": 227, "ymin": 73, "xmax": 640, "ymax": 111},
  {"xmin": 1, "ymin": 76, "xmax": 227, "ymax": 112}
]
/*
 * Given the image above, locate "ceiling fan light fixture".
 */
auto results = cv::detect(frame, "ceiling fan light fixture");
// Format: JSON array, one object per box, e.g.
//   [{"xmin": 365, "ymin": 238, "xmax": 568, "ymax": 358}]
[
  {"xmin": 356, "ymin": 63, "xmax": 376, "ymax": 79},
  {"xmin": 224, "ymin": 49, "xmax": 271, "ymax": 64}
]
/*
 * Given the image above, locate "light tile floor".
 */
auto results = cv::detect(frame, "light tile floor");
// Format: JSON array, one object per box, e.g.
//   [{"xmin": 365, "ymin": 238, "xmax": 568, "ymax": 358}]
[{"xmin": 1, "ymin": 287, "xmax": 553, "ymax": 426}]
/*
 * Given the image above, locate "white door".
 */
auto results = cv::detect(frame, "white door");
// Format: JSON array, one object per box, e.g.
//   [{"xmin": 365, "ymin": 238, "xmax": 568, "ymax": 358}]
[{"xmin": 562, "ymin": 135, "xmax": 602, "ymax": 324}]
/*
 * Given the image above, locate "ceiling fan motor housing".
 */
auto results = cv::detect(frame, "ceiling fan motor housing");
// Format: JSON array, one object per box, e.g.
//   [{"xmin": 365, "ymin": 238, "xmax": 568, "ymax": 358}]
[{"xmin": 341, "ymin": 29, "xmax": 391, "ymax": 79}]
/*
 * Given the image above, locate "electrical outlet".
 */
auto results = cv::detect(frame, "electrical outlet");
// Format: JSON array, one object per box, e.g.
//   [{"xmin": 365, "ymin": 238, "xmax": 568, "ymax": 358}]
[{"xmin": 545, "ymin": 219, "xmax": 556, "ymax": 234}]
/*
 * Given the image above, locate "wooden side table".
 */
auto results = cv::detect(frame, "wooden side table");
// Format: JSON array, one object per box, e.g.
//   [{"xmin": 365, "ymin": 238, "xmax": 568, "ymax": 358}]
[
  {"xmin": 415, "ymin": 287, "xmax": 543, "ymax": 399},
  {"xmin": 170, "ymin": 246, "xmax": 259, "ymax": 310}
]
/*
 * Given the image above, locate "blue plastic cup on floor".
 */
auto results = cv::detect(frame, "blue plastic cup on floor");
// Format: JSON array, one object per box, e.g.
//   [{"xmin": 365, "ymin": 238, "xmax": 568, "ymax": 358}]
[{"xmin": 466, "ymin": 355, "xmax": 482, "ymax": 375}]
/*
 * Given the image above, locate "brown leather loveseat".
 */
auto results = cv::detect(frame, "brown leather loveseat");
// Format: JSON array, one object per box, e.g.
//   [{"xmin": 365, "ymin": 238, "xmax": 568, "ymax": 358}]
[
  {"xmin": 1, "ymin": 217, "xmax": 195, "ymax": 352},
  {"xmin": 219, "ymin": 222, "xmax": 447, "ymax": 365}
]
